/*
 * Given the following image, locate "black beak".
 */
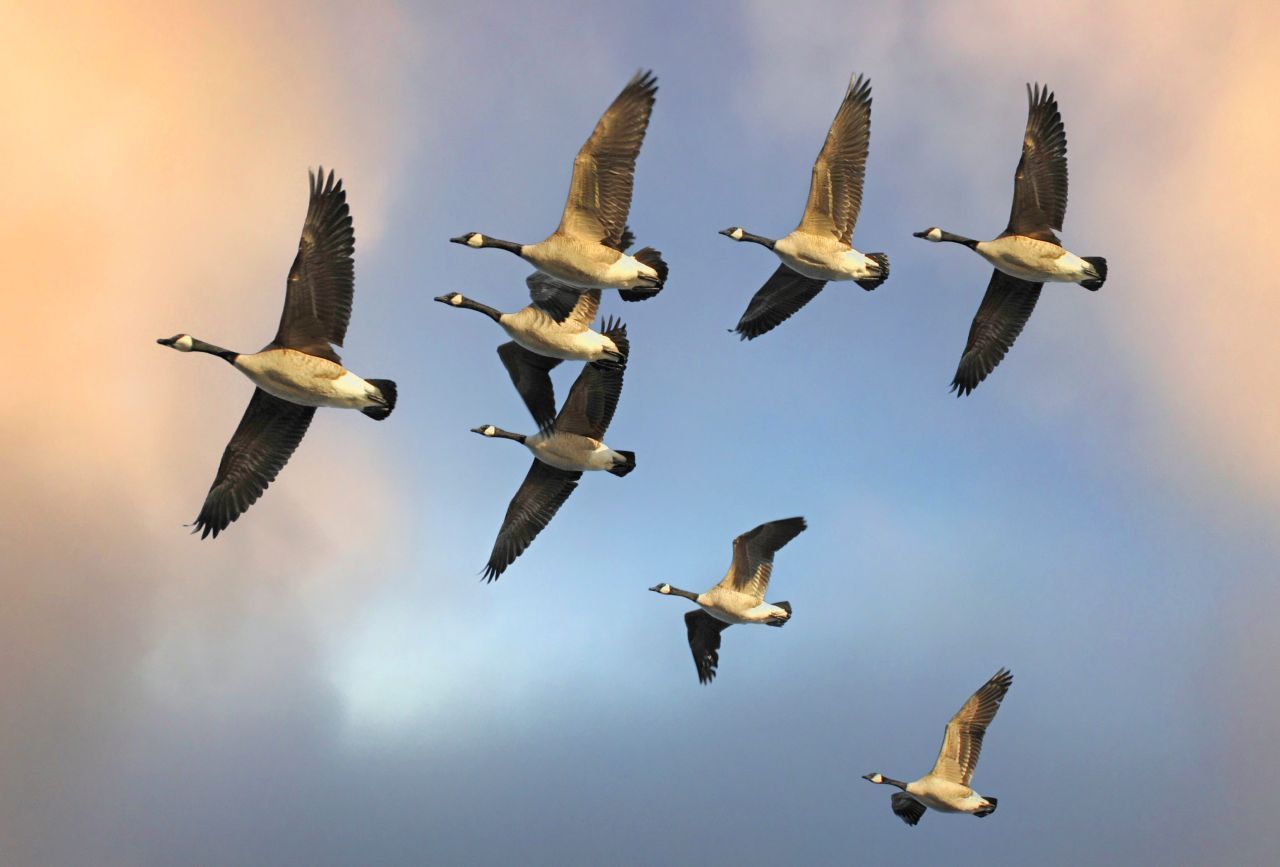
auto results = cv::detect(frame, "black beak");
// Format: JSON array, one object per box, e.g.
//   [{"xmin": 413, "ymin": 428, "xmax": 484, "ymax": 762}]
[
  {"xmin": 912, "ymin": 231, "xmax": 929, "ymax": 239},
  {"xmin": 861, "ymin": 774, "xmax": 875, "ymax": 782},
  {"xmin": 648, "ymin": 584, "xmax": 663, "ymax": 592},
  {"xmin": 469, "ymin": 426, "xmax": 488, "ymax": 435},
  {"xmin": 156, "ymin": 337, "xmax": 175, "ymax": 346},
  {"xmin": 449, "ymin": 235, "xmax": 471, "ymax": 245},
  {"xmin": 434, "ymin": 294, "xmax": 455, "ymax": 304},
  {"xmin": 718, "ymin": 228, "xmax": 736, "ymax": 237}
]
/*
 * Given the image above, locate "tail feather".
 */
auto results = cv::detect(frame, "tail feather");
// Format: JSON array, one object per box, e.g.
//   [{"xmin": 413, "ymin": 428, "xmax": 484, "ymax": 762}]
[
  {"xmin": 855, "ymin": 252, "xmax": 890, "ymax": 291},
  {"xmin": 361, "ymin": 379, "xmax": 397, "ymax": 420},
  {"xmin": 608, "ymin": 450, "xmax": 636, "ymax": 477},
  {"xmin": 1080, "ymin": 256, "xmax": 1107, "ymax": 291},
  {"xmin": 766, "ymin": 601, "xmax": 792, "ymax": 626},
  {"xmin": 596, "ymin": 316, "xmax": 630, "ymax": 365},
  {"xmin": 975, "ymin": 796, "xmax": 998, "ymax": 817},
  {"xmin": 619, "ymin": 247, "xmax": 667, "ymax": 302}
]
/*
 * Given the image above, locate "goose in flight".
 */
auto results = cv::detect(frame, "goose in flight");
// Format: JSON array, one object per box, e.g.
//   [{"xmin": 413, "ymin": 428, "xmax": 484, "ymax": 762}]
[
  {"xmin": 915, "ymin": 84, "xmax": 1107, "ymax": 395},
  {"xmin": 157, "ymin": 168, "xmax": 396, "ymax": 538},
  {"xmin": 721, "ymin": 74, "xmax": 888, "ymax": 340},
  {"xmin": 473, "ymin": 330, "xmax": 634, "ymax": 580},
  {"xmin": 451, "ymin": 71, "xmax": 667, "ymax": 301},
  {"xmin": 863, "ymin": 668, "xmax": 1013, "ymax": 826},
  {"xmin": 435, "ymin": 230, "xmax": 636, "ymax": 373},
  {"xmin": 649, "ymin": 517, "xmax": 806, "ymax": 683}
]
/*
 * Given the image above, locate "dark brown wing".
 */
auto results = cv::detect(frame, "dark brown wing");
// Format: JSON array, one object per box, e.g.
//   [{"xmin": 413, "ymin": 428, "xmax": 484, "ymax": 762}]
[
  {"xmin": 733, "ymin": 265, "xmax": 827, "ymax": 340},
  {"xmin": 497, "ymin": 341, "xmax": 563, "ymax": 432},
  {"xmin": 717, "ymin": 517, "xmax": 807, "ymax": 600},
  {"xmin": 526, "ymin": 271, "xmax": 600, "ymax": 326},
  {"xmin": 950, "ymin": 271, "xmax": 1043, "ymax": 396},
  {"xmin": 931, "ymin": 668, "xmax": 1014, "ymax": 785},
  {"xmin": 553, "ymin": 352, "xmax": 626, "ymax": 440},
  {"xmin": 684, "ymin": 610, "xmax": 731, "ymax": 685},
  {"xmin": 891, "ymin": 793, "xmax": 927, "ymax": 826},
  {"xmin": 557, "ymin": 71, "xmax": 658, "ymax": 247},
  {"xmin": 482, "ymin": 460, "xmax": 581, "ymax": 581},
  {"xmin": 192, "ymin": 389, "xmax": 316, "ymax": 539},
  {"xmin": 797, "ymin": 73, "xmax": 873, "ymax": 244},
  {"xmin": 1005, "ymin": 84, "xmax": 1068, "ymax": 241}
]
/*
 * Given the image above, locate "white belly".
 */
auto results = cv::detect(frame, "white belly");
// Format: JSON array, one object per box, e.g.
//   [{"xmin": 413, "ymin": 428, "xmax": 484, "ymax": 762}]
[
  {"xmin": 906, "ymin": 778, "xmax": 986, "ymax": 814},
  {"xmin": 235, "ymin": 349, "xmax": 379, "ymax": 410},
  {"xmin": 977, "ymin": 236, "xmax": 1092, "ymax": 283},
  {"xmin": 773, "ymin": 233, "xmax": 876, "ymax": 282},
  {"xmin": 526, "ymin": 431, "xmax": 620, "ymax": 472},
  {"xmin": 504, "ymin": 322, "xmax": 616, "ymax": 363},
  {"xmin": 697, "ymin": 596, "xmax": 788, "ymax": 625}
]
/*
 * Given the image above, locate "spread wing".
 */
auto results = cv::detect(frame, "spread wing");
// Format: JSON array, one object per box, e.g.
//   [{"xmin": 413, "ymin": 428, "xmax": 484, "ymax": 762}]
[
  {"xmin": 497, "ymin": 341, "xmax": 563, "ymax": 433},
  {"xmin": 191, "ymin": 389, "xmax": 316, "ymax": 539},
  {"xmin": 684, "ymin": 610, "xmax": 731, "ymax": 685},
  {"xmin": 482, "ymin": 460, "xmax": 581, "ymax": 581},
  {"xmin": 526, "ymin": 271, "xmax": 600, "ymax": 326},
  {"xmin": 274, "ymin": 168, "xmax": 354, "ymax": 362},
  {"xmin": 557, "ymin": 71, "xmax": 658, "ymax": 247},
  {"xmin": 797, "ymin": 73, "xmax": 873, "ymax": 244},
  {"xmin": 718, "ymin": 517, "xmax": 807, "ymax": 601},
  {"xmin": 950, "ymin": 270, "xmax": 1043, "ymax": 397},
  {"xmin": 1005, "ymin": 83, "xmax": 1068, "ymax": 241},
  {"xmin": 930, "ymin": 668, "xmax": 1014, "ymax": 786},
  {"xmin": 891, "ymin": 793, "xmax": 927, "ymax": 827},
  {"xmin": 732, "ymin": 265, "xmax": 827, "ymax": 340},
  {"xmin": 553, "ymin": 349, "xmax": 627, "ymax": 440}
]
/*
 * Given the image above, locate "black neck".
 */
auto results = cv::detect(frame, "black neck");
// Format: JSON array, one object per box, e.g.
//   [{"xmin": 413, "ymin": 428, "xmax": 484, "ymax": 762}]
[
  {"xmin": 459, "ymin": 297, "xmax": 503, "ymax": 321},
  {"xmin": 191, "ymin": 338, "xmax": 239, "ymax": 363},
  {"xmin": 881, "ymin": 776, "xmax": 908, "ymax": 790},
  {"xmin": 938, "ymin": 230, "xmax": 978, "ymax": 249},
  {"xmin": 740, "ymin": 231, "xmax": 776, "ymax": 250},
  {"xmin": 484, "ymin": 237, "xmax": 525, "ymax": 256},
  {"xmin": 668, "ymin": 586, "xmax": 700, "ymax": 602},
  {"xmin": 495, "ymin": 429, "xmax": 527, "ymax": 444}
]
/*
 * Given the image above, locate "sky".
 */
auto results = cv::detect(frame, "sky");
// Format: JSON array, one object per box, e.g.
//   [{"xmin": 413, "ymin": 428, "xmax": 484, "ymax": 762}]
[{"xmin": 3, "ymin": 0, "xmax": 1279, "ymax": 863}]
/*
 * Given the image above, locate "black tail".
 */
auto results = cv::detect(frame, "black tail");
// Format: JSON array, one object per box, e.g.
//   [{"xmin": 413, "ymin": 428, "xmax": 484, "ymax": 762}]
[
  {"xmin": 608, "ymin": 450, "xmax": 636, "ymax": 477},
  {"xmin": 594, "ymin": 316, "xmax": 630, "ymax": 367},
  {"xmin": 975, "ymin": 797, "xmax": 998, "ymax": 817},
  {"xmin": 856, "ymin": 252, "xmax": 890, "ymax": 291},
  {"xmin": 618, "ymin": 246, "xmax": 667, "ymax": 302},
  {"xmin": 765, "ymin": 601, "xmax": 792, "ymax": 626},
  {"xmin": 1080, "ymin": 256, "xmax": 1107, "ymax": 291},
  {"xmin": 361, "ymin": 379, "xmax": 397, "ymax": 420}
]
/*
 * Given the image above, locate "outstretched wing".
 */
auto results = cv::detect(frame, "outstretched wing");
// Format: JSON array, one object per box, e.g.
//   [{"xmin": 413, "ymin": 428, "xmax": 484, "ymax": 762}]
[
  {"xmin": 557, "ymin": 71, "xmax": 658, "ymax": 247},
  {"xmin": 718, "ymin": 517, "xmax": 807, "ymax": 601},
  {"xmin": 554, "ymin": 351, "xmax": 627, "ymax": 440},
  {"xmin": 497, "ymin": 341, "xmax": 563, "ymax": 433},
  {"xmin": 891, "ymin": 793, "xmax": 927, "ymax": 827},
  {"xmin": 274, "ymin": 168, "xmax": 354, "ymax": 362},
  {"xmin": 192, "ymin": 389, "xmax": 316, "ymax": 539},
  {"xmin": 482, "ymin": 460, "xmax": 581, "ymax": 581},
  {"xmin": 684, "ymin": 610, "xmax": 731, "ymax": 685},
  {"xmin": 950, "ymin": 270, "xmax": 1043, "ymax": 397},
  {"xmin": 797, "ymin": 73, "xmax": 873, "ymax": 244},
  {"xmin": 526, "ymin": 271, "xmax": 600, "ymax": 326},
  {"xmin": 930, "ymin": 668, "xmax": 1014, "ymax": 786},
  {"xmin": 1005, "ymin": 83, "xmax": 1068, "ymax": 241},
  {"xmin": 732, "ymin": 265, "xmax": 827, "ymax": 340}
]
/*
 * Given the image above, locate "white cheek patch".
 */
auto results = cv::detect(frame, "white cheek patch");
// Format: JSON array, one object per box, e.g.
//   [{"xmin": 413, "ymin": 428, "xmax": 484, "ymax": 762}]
[
  {"xmin": 927, "ymin": 228, "xmax": 942, "ymax": 242},
  {"xmin": 451, "ymin": 294, "xmax": 464, "ymax": 305},
  {"xmin": 467, "ymin": 234, "xmax": 485, "ymax": 248},
  {"xmin": 730, "ymin": 228, "xmax": 744, "ymax": 241},
  {"xmin": 483, "ymin": 425, "xmax": 496, "ymax": 436},
  {"xmin": 175, "ymin": 334, "xmax": 194, "ymax": 351}
]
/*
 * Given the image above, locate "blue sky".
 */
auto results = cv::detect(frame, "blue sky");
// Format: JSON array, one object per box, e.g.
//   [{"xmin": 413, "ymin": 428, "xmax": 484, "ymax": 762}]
[{"xmin": 6, "ymin": 1, "xmax": 1280, "ymax": 864}]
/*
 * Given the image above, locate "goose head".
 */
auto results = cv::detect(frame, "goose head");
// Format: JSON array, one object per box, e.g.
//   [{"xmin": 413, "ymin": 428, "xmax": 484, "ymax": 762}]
[
  {"xmin": 912, "ymin": 227, "xmax": 944, "ymax": 242},
  {"xmin": 861, "ymin": 773, "xmax": 886, "ymax": 784},
  {"xmin": 471, "ymin": 424, "xmax": 501, "ymax": 437},
  {"xmin": 434, "ymin": 292, "xmax": 467, "ymax": 306},
  {"xmin": 718, "ymin": 227, "xmax": 746, "ymax": 241},
  {"xmin": 649, "ymin": 583, "xmax": 673, "ymax": 594},
  {"xmin": 450, "ymin": 232, "xmax": 487, "ymax": 248},
  {"xmin": 156, "ymin": 333, "xmax": 195, "ymax": 351}
]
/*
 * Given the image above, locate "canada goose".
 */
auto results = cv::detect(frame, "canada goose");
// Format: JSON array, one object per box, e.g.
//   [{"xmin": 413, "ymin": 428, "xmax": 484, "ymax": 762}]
[
  {"xmin": 473, "ymin": 336, "xmax": 634, "ymax": 580},
  {"xmin": 434, "ymin": 230, "xmax": 637, "ymax": 372},
  {"xmin": 451, "ymin": 71, "xmax": 667, "ymax": 300},
  {"xmin": 722, "ymin": 74, "xmax": 888, "ymax": 340},
  {"xmin": 915, "ymin": 84, "xmax": 1107, "ymax": 395},
  {"xmin": 649, "ymin": 517, "xmax": 806, "ymax": 683},
  {"xmin": 157, "ymin": 168, "xmax": 396, "ymax": 538},
  {"xmin": 863, "ymin": 668, "xmax": 1013, "ymax": 826}
]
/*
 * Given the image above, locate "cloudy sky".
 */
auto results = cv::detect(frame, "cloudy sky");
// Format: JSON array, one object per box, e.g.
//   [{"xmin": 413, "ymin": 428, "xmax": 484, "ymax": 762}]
[{"xmin": 4, "ymin": 1, "xmax": 1278, "ymax": 863}]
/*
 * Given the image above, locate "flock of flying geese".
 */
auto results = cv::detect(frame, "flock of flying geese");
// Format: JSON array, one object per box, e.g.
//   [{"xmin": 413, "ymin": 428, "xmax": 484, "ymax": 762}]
[{"xmin": 158, "ymin": 69, "xmax": 1107, "ymax": 826}]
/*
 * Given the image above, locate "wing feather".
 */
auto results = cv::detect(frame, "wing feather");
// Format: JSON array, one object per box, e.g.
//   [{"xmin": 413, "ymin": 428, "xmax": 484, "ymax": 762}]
[
  {"xmin": 797, "ymin": 74, "xmax": 873, "ymax": 244},
  {"xmin": 930, "ymin": 668, "xmax": 1014, "ymax": 785}
]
